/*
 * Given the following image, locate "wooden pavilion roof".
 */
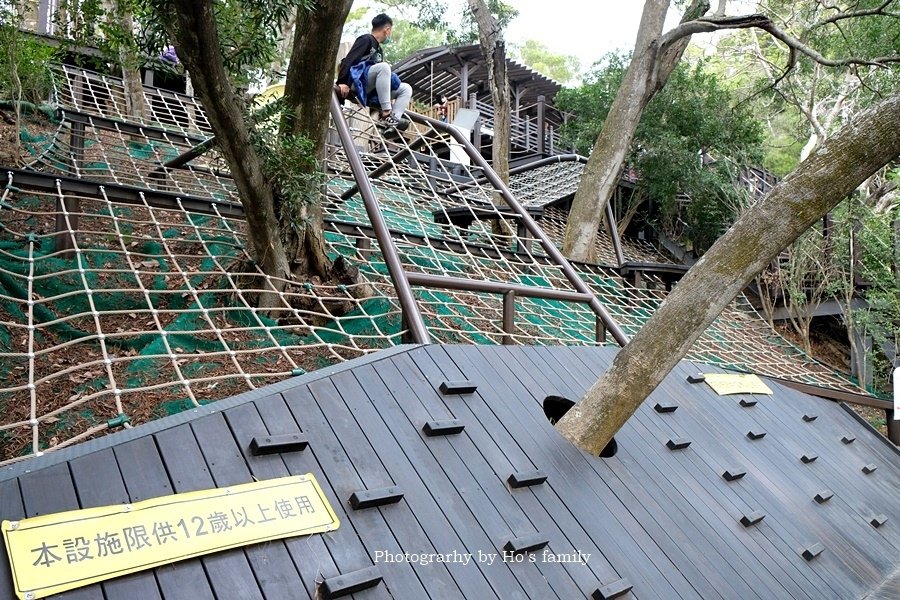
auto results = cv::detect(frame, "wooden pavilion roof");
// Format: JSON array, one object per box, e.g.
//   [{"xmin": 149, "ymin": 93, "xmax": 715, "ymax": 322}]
[{"xmin": 393, "ymin": 44, "xmax": 563, "ymax": 107}]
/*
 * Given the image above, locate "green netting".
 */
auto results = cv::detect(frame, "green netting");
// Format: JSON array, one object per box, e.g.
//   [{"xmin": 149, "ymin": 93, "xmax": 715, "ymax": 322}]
[{"xmin": 0, "ymin": 64, "xmax": 873, "ymax": 464}]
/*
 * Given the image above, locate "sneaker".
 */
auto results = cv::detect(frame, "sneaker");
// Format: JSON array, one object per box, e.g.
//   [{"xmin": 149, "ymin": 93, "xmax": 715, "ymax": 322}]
[{"xmin": 377, "ymin": 114, "xmax": 411, "ymax": 131}]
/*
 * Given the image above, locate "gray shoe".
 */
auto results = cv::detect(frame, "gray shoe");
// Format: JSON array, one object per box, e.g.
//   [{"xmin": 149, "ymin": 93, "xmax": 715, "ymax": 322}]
[{"xmin": 377, "ymin": 115, "xmax": 410, "ymax": 131}]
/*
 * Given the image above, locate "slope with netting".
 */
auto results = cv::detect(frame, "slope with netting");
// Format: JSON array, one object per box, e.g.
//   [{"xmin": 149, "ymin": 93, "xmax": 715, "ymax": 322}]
[{"xmin": 0, "ymin": 66, "xmax": 869, "ymax": 463}]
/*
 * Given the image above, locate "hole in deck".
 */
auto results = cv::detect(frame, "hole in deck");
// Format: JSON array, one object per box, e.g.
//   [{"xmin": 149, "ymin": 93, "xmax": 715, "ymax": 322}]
[{"xmin": 543, "ymin": 395, "xmax": 618, "ymax": 458}]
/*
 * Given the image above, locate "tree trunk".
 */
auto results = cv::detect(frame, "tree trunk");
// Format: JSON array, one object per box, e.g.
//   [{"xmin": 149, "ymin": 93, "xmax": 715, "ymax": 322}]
[
  {"xmin": 166, "ymin": 0, "xmax": 290, "ymax": 307},
  {"xmin": 561, "ymin": 0, "xmax": 710, "ymax": 262},
  {"xmin": 281, "ymin": 0, "xmax": 353, "ymax": 280},
  {"xmin": 112, "ymin": 0, "xmax": 147, "ymax": 120},
  {"xmin": 467, "ymin": 0, "xmax": 511, "ymax": 192},
  {"xmin": 555, "ymin": 91, "xmax": 900, "ymax": 455}
]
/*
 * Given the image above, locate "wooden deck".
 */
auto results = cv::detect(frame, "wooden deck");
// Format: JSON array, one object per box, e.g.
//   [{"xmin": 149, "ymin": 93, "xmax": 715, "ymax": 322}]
[{"xmin": 1, "ymin": 345, "xmax": 898, "ymax": 599}]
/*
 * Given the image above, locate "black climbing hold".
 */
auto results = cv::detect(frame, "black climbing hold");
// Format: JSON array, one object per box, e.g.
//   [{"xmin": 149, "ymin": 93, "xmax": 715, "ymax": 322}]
[
  {"xmin": 321, "ymin": 566, "xmax": 383, "ymax": 599},
  {"xmin": 249, "ymin": 433, "xmax": 308, "ymax": 455},
  {"xmin": 801, "ymin": 543, "xmax": 824, "ymax": 561},
  {"xmin": 722, "ymin": 468, "xmax": 746, "ymax": 482},
  {"xmin": 508, "ymin": 470, "xmax": 548, "ymax": 488},
  {"xmin": 740, "ymin": 511, "xmax": 765, "ymax": 527},
  {"xmin": 593, "ymin": 578, "xmax": 633, "ymax": 600},
  {"xmin": 814, "ymin": 490, "xmax": 833, "ymax": 504},
  {"xmin": 503, "ymin": 533, "xmax": 548, "ymax": 554},
  {"xmin": 666, "ymin": 438, "xmax": 691, "ymax": 450},
  {"xmin": 439, "ymin": 380, "xmax": 477, "ymax": 395},
  {"xmin": 423, "ymin": 420, "xmax": 465, "ymax": 436},
  {"xmin": 349, "ymin": 486, "xmax": 404, "ymax": 510}
]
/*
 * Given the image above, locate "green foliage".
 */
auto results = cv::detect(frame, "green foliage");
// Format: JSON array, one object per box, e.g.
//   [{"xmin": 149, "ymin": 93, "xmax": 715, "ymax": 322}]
[
  {"xmin": 249, "ymin": 99, "xmax": 322, "ymax": 235},
  {"xmin": 355, "ymin": 0, "xmax": 518, "ymax": 51},
  {"xmin": 381, "ymin": 19, "xmax": 446, "ymax": 64},
  {"xmin": 53, "ymin": 0, "xmax": 105, "ymax": 50},
  {"xmin": 146, "ymin": 0, "xmax": 314, "ymax": 84},
  {"xmin": 0, "ymin": 35, "xmax": 55, "ymax": 105},
  {"xmin": 702, "ymin": 1, "xmax": 900, "ymax": 178},
  {"xmin": 824, "ymin": 197, "xmax": 900, "ymax": 394},
  {"xmin": 557, "ymin": 53, "xmax": 764, "ymax": 251},
  {"xmin": 511, "ymin": 39, "xmax": 580, "ymax": 85}
]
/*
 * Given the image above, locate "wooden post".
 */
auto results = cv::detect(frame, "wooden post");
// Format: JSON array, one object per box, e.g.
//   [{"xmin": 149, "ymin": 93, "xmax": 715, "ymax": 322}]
[
  {"xmin": 460, "ymin": 62, "xmax": 469, "ymax": 102},
  {"xmin": 469, "ymin": 92, "xmax": 481, "ymax": 155},
  {"xmin": 37, "ymin": 0, "xmax": 52, "ymax": 34},
  {"xmin": 887, "ymin": 409, "xmax": 899, "ymax": 445},
  {"xmin": 356, "ymin": 237, "xmax": 372, "ymax": 261},
  {"xmin": 893, "ymin": 219, "xmax": 899, "ymax": 283},
  {"xmin": 851, "ymin": 219, "xmax": 864, "ymax": 287},
  {"xmin": 595, "ymin": 317, "xmax": 607, "ymax": 344},
  {"xmin": 891, "ymin": 367, "xmax": 900, "ymax": 444},
  {"xmin": 536, "ymin": 95, "xmax": 546, "ymax": 155},
  {"xmin": 56, "ymin": 74, "xmax": 86, "ymax": 258},
  {"xmin": 502, "ymin": 291, "xmax": 515, "ymax": 345},
  {"xmin": 516, "ymin": 221, "xmax": 532, "ymax": 254}
]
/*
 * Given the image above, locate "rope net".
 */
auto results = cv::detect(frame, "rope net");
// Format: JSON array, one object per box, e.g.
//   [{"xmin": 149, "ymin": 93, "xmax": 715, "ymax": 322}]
[{"xmin": 0, "ymin": 66, "xmax": 867, "ymax": 463}]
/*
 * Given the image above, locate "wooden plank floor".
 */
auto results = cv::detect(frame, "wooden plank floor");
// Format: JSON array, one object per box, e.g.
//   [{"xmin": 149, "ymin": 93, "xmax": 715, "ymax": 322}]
[{"xmin": 1, "ymin": 344, "xmax": 898, "ymax": 600}]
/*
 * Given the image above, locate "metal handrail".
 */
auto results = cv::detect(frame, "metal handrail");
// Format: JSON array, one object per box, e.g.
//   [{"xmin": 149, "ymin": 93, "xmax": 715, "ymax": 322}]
[
  {"xmin": 406, "ymin": 111, "xmax": 630, "ymax": 347},
  {"xmin": 443, "ymin": 154, "xmax": 626, "ymax": 268},
  {"xmin": 328, "ymin": 94, "xmax": 431, "ymax": 344}
]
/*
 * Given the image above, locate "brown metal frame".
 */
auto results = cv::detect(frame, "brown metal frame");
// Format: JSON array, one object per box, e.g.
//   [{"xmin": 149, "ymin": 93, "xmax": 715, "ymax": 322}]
[
  {"xmin": 405, "ymin": 111, "xmax": 630, "ymax": 347},
  {"xmin": 329, "ymin": 94, "xmax": 431, "ymax": 344},
  {"xmin": 444, "ymin": 154, "xmax": 626, "ymax": 267}
]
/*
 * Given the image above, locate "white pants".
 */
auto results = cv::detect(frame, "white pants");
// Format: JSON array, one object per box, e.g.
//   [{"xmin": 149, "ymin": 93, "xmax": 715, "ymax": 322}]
[{"xmin": 365, "ymin": 62, "xmax": 412, "ymax": 118}]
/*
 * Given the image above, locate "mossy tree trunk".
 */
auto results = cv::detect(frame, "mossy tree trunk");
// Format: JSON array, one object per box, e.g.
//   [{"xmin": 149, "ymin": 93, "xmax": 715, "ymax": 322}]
[
  {"xmin": 161, "ymin": 0, "xmax": 352, "ymax": 308},
  {"xmin": 555, "ymin": 91, "xmax": 900, "ymax": 454},
  {"xmin": 467, "ymin": 0, "xmax": 511, "ymax": 193},
  {"xmin": 112, "ymin": 0, "xmax": 147, "ymax": 120},
  {"xmin": 281, "ymin": 0, "xmax": 354, "ymax": 280},
  {"xmin": 562, "ymin": 0, "xmax": 709, "ymax": 262}
]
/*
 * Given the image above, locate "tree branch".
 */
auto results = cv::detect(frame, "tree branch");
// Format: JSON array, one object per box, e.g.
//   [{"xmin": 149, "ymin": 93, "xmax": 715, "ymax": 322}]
[
  {"xmin": 660, "ymin": 13, "xmax": 900, "ymax": 68},
  {"xmin": 813, "ymin": 0, "xmax": 897, "ymax": 28}
]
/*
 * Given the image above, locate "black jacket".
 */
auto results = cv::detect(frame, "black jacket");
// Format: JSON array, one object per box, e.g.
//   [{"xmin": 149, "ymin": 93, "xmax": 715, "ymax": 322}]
[{"xmin": 337, "ymin": 34, "xmax": 383, "ymax": 86}]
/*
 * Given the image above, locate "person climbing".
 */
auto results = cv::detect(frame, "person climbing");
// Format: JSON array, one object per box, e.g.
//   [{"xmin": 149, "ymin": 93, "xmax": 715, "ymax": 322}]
[
  {"xmin": 335, "ymin": 13, "xmax": 412, "ymax": 131},
  {"xmin": 160, "ymin": 45, "xmax": 178, "ymax": 66}
]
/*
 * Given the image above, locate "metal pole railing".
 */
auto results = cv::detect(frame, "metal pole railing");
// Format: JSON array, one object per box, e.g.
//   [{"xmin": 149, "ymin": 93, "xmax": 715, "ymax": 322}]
[
  {"xmin": 441, "ymin": 154, "xmax": 627, "ymax": 267},
  {"xmin": 405, "ymin": 271, "xmax": 594, "ymax": 303},
  {"xmin": 406, "ymin": 111, "xmax": 630, "ymax": 347},
  {"xmin": 329, "ymin": 94, "xmax": 431, "ymax": 344}
]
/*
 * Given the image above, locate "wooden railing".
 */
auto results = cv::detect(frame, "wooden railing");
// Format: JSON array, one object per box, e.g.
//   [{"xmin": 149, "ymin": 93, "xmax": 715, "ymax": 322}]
[{"xmin": 413, "ymin": 94, "xmax": 568, "ymax": 155}]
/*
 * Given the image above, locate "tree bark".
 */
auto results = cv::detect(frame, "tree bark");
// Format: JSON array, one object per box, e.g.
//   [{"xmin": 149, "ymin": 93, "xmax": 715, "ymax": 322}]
[
  {"xmin": 555, "ymin": 91, "xmax": 900, "ymax": 455},
  {"xmin": 166, "ymin": 0, "xmax": 290, "ymax": 306},
  {"xmin": 112, "ymin": 0, "xmax": 147, "ymax": 120},
  {"xmin": 562, "ymin": 0, "xmax": 709, "ymax": 262},
  {"xmin": 281, "ymin": 0, "xmax": 353, "ymax": 280},
  {"xmin": 467, "ymin": 0, "xmax": 511, "ymax": 193}
]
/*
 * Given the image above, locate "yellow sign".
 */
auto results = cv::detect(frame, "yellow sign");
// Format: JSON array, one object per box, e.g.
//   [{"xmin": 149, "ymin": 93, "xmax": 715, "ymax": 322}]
[
  {"xmin": 3, "ymin": 474, "xmax": 339, "ymax": 599},
  {"xmin": 704, "ymin": 373, "xmax": 773, "ymax": 396}
]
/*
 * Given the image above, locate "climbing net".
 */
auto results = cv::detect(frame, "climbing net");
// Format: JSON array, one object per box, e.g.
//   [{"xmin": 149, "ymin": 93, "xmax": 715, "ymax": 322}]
[{"xmin": 0, "ymin": 66, "xmax": 869, "ymax": 463}]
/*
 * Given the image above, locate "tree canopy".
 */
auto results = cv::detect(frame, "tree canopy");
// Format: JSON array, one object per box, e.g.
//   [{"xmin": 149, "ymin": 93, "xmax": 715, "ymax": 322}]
[{"xmin": 557, "ymin": 53, "xmax": 764, "ymax": 251}]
